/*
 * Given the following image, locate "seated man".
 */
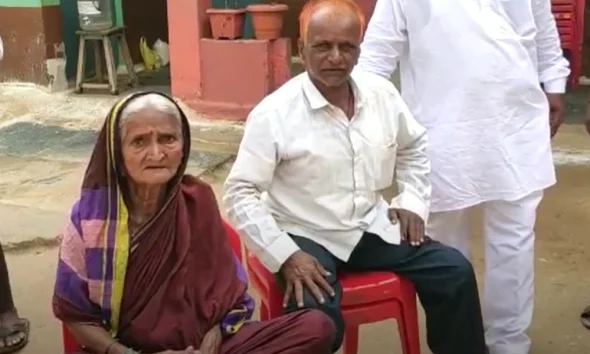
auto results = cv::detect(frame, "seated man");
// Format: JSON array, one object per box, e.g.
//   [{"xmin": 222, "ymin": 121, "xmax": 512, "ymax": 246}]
[
  {"xmin": 52, "ymin": 92, "xmax": 335, "ymax": 354},
  {"xmin": 223, "ymin": 0, "xmax": 487, "ymax": 353}
]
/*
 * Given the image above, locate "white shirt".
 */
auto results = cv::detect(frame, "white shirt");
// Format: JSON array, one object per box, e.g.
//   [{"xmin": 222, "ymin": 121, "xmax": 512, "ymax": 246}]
[
  {"xmin": 223, "ymin": 71, "xmax": 431, "ymax": 273},
  {"xmin": 355, "ymin": 0, "xmax": 570, "ymax": 212}
]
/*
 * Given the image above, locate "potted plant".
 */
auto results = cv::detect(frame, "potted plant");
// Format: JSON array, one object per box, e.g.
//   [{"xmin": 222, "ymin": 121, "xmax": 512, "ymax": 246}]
[
  {"xmin": 206, "ymin": 0, "xmax": 246, "ymax": 40},
  {"xmin": 246, "ymin": 2, "xmax": 289, "ymax": 40}
]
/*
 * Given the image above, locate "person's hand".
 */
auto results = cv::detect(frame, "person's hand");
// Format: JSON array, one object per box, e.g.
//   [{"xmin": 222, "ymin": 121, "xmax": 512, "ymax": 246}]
[
  {"xmin": 585, "ymin": 99, "xmax": 590, "ymax": 135},
  {"xmin": 547, "ymin": 93, "xmax": 564, "ymax": 138},
  {"xmin": 280, "ymin": 250, "xmax": 335, "ymax": 308},
  {"xmin": 389, "ymin": 208, "xmax": 424, "ymax": 246},
  {"xmin": 199, "ymin": 326, "xmax": 222, "ymax": 354}
]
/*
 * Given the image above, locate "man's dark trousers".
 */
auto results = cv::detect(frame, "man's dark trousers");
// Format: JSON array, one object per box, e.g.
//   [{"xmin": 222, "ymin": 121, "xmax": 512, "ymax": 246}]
[{"xmin": 278, "ymin": 232, "xmax": 487, "ymax": 354}]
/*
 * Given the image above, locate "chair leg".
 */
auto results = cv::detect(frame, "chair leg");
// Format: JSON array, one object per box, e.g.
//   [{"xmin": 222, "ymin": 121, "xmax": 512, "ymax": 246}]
[
  {"xmin": 398, "ymin": 282, "xmax": 421, "ymax": 354},
  {"xmin": 75, "ymin": 36, "xmax": 87, "ymax": 93},
  {"xmin": 102, "ymin": 36, "xmax": 118, "ymax": 95},
  {"xmin": 342, "ymin": 326, "xmax": 359, "ymax": 354},
  {"xmin": 397, "ymin": 315, "xmax": 411, "ymax": 354}
]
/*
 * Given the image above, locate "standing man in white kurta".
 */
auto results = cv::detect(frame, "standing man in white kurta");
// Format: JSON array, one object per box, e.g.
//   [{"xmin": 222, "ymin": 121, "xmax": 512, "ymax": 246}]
[{"xmin": 355, "ymin": 1, "xmax": 570, "ymax": 353}]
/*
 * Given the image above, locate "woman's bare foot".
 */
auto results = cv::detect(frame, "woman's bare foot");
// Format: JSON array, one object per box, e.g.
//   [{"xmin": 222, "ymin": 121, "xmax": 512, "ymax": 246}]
[{"xmin": 0, "ymin": 309, "xmax": 29, "ymax": 353}]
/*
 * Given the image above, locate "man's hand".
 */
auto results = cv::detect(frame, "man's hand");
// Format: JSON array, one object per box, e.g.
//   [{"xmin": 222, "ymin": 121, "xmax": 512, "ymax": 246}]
[
  {"xmin": 389, "ymin": 208, "xmax": 425, "ymax": 246},
  {"xmin": 547, "ymin": 93, "xmax": 564, "ymax": 138},
  {"xmin": 199, "ymin": 326, "xmax": 222, "ymax": 354},
  {"xmin": 280, "ymin": 251, "xmax": 334, "ymax": 308}
]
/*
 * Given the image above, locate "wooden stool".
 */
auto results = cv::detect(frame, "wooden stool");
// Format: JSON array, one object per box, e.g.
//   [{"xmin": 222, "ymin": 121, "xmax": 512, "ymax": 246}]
[{"xmin": 75, "ymin": 26, "xmax": 139, "ymax": 95}]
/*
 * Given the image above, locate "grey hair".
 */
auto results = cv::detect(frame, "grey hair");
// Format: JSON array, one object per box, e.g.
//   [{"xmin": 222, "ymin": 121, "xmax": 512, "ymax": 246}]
[{"xmin": 119, "ymin": 93, "xmax": 183, "ymax": 135}]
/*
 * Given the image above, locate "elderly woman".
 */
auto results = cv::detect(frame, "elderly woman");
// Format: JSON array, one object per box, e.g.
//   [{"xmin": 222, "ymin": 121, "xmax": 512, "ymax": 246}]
[{"xmin": 52, "ymin": 92, "xmax": 334, "ymax": 354}]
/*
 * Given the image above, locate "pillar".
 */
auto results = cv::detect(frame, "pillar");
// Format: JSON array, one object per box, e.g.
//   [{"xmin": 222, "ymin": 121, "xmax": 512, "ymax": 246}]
[
  {"xmin": 167, "ymin": 0, "xmax": 209, "ymax": 103},
  {"xmin": 0, "ymin": 0, "xmax": 63, "ymax": 84}
]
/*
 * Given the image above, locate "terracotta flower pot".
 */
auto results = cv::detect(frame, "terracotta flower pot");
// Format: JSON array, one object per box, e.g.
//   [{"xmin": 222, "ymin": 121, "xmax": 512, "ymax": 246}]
[
  {"xmin": 206, "ymin": 8, "xmax": 246, "ymax": 40},
  {"xmin": 246, "ymin": 3, "xmax": 289, "ymax": 40}
]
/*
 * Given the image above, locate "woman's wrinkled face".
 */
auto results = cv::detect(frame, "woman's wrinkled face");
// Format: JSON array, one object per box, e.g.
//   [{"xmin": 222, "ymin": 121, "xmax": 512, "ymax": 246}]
[{"xmin": 120, "ymin": 109, "xmax": 183, "ymax": 186}]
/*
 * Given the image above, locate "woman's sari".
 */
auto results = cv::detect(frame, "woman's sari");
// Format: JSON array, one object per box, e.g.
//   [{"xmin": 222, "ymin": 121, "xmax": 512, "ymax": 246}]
[{"xmin": 53, "ymin": 92, "xmax": 250, "ymax": 352}]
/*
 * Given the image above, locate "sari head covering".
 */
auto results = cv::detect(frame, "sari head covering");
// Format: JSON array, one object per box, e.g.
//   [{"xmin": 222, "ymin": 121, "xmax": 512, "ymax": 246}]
[{"xmin": 53, "ymin": 91, "xmax": 247, "ymax": 351}]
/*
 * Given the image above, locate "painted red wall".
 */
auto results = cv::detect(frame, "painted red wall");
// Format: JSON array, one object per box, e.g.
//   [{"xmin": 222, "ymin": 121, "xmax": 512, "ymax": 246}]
[{"xmin": 270, "ymin": 0, "xmax": 376, "ymax": 53}]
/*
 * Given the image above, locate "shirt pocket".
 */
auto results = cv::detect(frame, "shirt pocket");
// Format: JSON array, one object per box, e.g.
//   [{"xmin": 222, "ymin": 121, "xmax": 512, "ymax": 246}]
[{"xmin": 370, "ymin": 141, "xmax": 397, "ymax": 191}]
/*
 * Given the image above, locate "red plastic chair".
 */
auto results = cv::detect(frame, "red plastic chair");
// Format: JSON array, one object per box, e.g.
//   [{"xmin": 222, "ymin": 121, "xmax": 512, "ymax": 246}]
[
  {"xmin": 62, "ymin": 325, "xmax": 78, "ymax": 354},
  {"xmin": 551, "ymin": 0, "xmax": 586, "ymax": 88},
  {"xmin": 225, "ymin": 229, "xmax": 421, "ymax": 354},
  {"xmin": 61, "ymin": 221, "xmax": 243, "ymax": 354}
]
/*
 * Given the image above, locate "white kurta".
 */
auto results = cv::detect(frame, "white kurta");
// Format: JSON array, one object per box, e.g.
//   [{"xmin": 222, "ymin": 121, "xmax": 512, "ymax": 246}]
[{"xmin": 355, "ymin": 0, "xmax": 570, "ymax": 212}]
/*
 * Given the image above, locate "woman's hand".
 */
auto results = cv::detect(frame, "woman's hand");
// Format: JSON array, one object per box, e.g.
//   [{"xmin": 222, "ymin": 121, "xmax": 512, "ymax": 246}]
[{"xmin": 199, "ymin": 326, "xmax": 222, "ymax": 354}]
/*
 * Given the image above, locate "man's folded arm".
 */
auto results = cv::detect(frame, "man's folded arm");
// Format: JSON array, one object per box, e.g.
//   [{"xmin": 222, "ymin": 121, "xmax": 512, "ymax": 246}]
[{"xmin": 223, "ymin": 110, "xmax": 299, "ymax": 273}]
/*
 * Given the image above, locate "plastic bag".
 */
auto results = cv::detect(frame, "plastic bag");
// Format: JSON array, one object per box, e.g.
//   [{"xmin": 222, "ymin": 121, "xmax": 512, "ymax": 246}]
[
  {"xmin": 139, "ymin": 36, "xmax": 162, "ymax": 71},
  {"xmin": 153, "ymin": 39, "xmax": 170, "ymax": 67}
]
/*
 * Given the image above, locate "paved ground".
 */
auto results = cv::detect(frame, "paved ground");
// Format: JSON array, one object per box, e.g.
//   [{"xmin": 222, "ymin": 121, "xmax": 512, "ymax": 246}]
[{"xmin": 0, "ymin": 84, "xmax": 590, "ymax": 353}]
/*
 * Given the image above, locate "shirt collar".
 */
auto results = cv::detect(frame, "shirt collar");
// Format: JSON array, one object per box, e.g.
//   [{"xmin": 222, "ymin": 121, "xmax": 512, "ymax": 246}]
[{"xmin": 302, "ymin": 72, "xmax": 364, "ymax": 111}]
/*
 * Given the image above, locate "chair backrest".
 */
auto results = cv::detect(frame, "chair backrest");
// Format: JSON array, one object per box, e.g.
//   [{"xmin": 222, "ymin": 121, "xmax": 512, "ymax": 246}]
[
  {"xmin": 223, "ymin": 220, "xmax": 243, "ymax": 262},
  {"xmin": 551, "ymin": 0, "xmax": 586, "ymax": 44}
]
